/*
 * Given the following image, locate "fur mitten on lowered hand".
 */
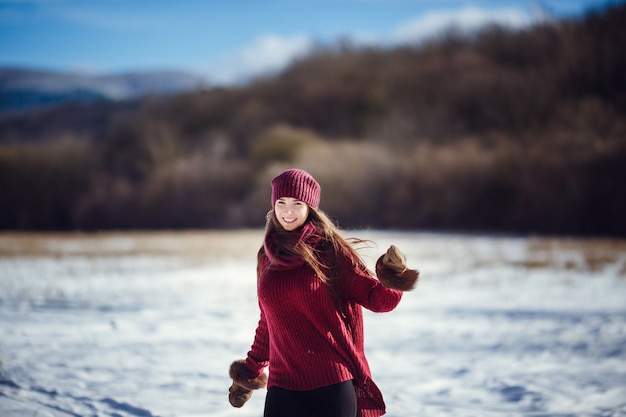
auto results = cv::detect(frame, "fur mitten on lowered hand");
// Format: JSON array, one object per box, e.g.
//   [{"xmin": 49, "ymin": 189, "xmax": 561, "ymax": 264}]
[
  {"xmin": 375, "ymin": 245, "xmax": 419, "ymax": 291},
  {"xmin": 228, "ymin": 359, "xmax": 268, "ymax": 408}
]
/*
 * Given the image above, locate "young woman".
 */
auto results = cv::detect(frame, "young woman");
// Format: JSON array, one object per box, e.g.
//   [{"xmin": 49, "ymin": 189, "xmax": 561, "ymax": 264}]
[{"xmin": 227, "ymin": 168, "xmax": 419, "ymax": 417}]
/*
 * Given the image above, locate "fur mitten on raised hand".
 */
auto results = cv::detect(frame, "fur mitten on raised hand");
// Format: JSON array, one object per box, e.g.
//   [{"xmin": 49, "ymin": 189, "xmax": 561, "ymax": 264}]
[
  {"xmin": 375, "ymin": 245, "xmax": 419, "ymax": 291},
  {"xmin": 228, "ymin": 359, "xmax": 268, "ymax": 408}
]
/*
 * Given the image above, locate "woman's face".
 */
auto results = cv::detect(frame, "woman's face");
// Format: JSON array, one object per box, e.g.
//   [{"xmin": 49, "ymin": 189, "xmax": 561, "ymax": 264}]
[{"xmin": 274, "ymin": 197, "xmax": 309, "ymax": 231}]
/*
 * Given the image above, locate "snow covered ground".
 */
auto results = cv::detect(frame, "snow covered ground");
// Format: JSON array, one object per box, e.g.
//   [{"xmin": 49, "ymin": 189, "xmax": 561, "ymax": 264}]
[{"xmin": 0, "ymin": 230, "xmax": 625, "ymax": 417}]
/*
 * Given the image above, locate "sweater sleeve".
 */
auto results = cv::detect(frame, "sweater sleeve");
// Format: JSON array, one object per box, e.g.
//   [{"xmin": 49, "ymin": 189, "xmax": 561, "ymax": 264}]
[
  {"xmin": 342, "ymin": 255, "xmax": 403, "ymax": 313},
  {"xmin": 244, "ymin": 302, "xmax": 270, "ymax": 377},
  {"xmin": 244, "ymin": 253, "xmax": 270, "ymax": 377}
]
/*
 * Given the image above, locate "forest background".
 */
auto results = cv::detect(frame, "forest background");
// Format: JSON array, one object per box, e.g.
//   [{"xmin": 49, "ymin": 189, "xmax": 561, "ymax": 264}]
[{"xmin": 1, "ymin": 3, "xmax": 625, "ymax": 237}]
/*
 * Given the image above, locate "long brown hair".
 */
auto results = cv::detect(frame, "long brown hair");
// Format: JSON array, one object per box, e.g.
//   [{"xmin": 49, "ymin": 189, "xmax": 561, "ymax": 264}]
[{"xmin": 261, "ymin": 206, "xmax": 372, "ymax": 312}]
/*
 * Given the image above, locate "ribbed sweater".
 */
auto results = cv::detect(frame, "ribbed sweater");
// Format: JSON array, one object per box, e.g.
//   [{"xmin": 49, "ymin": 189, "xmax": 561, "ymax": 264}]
[{"xmin": 244, "ymin": 250, "xmax": 403, "ymax": 417}]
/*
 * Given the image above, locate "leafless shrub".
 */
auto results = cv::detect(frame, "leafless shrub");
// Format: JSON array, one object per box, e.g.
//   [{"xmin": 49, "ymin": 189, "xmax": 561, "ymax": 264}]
[
  {"xmin": 0, "ymin": 136, "xmax": 96, "ymax": 229},
  {"xmin": 249, "ymin": 125, "xmax": 323, "ymax": 167}
]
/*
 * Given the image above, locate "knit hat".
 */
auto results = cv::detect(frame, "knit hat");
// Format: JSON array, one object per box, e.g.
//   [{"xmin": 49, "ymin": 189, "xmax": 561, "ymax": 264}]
[{"xmin": 271, "ymin": 169, "xmax": 321, "ymax": 209}]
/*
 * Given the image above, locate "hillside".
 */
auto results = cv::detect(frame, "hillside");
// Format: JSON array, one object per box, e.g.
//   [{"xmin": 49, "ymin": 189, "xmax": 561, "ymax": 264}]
[
  {"xmin": 0, "ymin": 2, "xmax": 625, "ymax": 235},
  {"xmin": 0, "ymin": 68, "xmax": 207, "ymax": 116}
]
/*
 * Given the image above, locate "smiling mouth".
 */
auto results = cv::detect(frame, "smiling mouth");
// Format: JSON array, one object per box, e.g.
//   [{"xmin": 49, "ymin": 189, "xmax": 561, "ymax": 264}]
[{"xmin": 282, "ymin": 217, "xmax": 297, "ymax": 223}]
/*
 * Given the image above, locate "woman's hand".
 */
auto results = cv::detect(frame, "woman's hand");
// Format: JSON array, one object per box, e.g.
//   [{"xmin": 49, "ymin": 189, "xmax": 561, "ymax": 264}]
[
  {"xmin": 228, "ymin": 359, "xmax": 268, "ymax": 408},
  {"xmin": 375, "ymin": 245, "xmax": 419, "ymax": 291}
]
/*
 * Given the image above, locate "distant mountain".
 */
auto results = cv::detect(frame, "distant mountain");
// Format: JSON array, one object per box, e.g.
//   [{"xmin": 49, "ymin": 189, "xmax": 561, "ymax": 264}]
[{"xmin": 0, "ymin": 68, "xmax": 208, "ymax": 115}]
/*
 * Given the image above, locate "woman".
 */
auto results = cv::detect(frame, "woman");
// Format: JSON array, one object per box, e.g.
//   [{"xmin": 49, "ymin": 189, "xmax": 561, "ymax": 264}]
[{"xmin": 227, "ymin": 168, "xmax": 419, "ymax": 417}]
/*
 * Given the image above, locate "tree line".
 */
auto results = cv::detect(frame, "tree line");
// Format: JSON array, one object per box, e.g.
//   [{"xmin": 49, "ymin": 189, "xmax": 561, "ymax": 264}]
[{"xmin": 1, "ymin": 2, "xmax": 625, "ymax": 236}]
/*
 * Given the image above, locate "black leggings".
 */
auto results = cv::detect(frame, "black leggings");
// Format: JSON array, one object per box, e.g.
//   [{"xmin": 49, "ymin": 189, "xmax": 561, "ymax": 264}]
[{"xmin": 264, "ymin": 380, "xmax": 357, "ymax": 417}]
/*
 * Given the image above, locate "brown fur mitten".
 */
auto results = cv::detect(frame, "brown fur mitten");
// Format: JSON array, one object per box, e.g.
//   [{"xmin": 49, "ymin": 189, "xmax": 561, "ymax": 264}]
[
  {"xmin": 228, "ymin": 359, "xmax": 268, "ymax": 408},
  {"xmin": 228, "ymin": 382, "xmax": 252, "ymax": 408},
  {"xmin": 375, "ymin": 245, "xmax": 419, "ymax": 291}
]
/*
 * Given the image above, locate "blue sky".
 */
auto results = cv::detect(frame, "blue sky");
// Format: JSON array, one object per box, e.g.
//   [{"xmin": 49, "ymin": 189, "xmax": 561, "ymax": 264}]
[{"xmin": 0, "ymin": 0, "xmax": 613, "ymax": 84}]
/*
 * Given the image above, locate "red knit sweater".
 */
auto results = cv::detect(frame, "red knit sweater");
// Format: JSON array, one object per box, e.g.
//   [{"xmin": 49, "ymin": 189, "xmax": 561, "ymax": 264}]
[{"xmin": 244, "ymin": 249, "xmax": 403, "ymax": 417}]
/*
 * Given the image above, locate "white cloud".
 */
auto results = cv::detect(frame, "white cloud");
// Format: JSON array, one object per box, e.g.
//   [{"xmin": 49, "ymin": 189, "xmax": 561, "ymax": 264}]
[
  {"xmin": 391, "ymin": 6, "xmax": 533, "ymax": 43},
  {"xmin": 205, "ymin": 6, "xmax": 533, "ymax": 85},
  {"xmin": 237, "ymin": 34, "xmax": 313, "ymax": 73},
  {"xmin": 206, "ymin": 34, "xmax": 313, "ymax": 85}
]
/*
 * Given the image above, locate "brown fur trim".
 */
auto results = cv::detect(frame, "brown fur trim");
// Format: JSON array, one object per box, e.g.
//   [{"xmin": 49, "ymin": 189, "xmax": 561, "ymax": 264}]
[
  {"xmin": 229, "ymin": 359, "xmax": 268, "ymax": 391},
  {"xmin": 375, "ymin": 245, "xmax": 419, "ymax": 291}
]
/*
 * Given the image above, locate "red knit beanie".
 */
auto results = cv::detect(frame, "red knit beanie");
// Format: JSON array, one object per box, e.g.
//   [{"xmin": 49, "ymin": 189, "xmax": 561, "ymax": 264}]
[{"xmin": 271, "ymin": 169, "xmax": 321, "ymax": 208}]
